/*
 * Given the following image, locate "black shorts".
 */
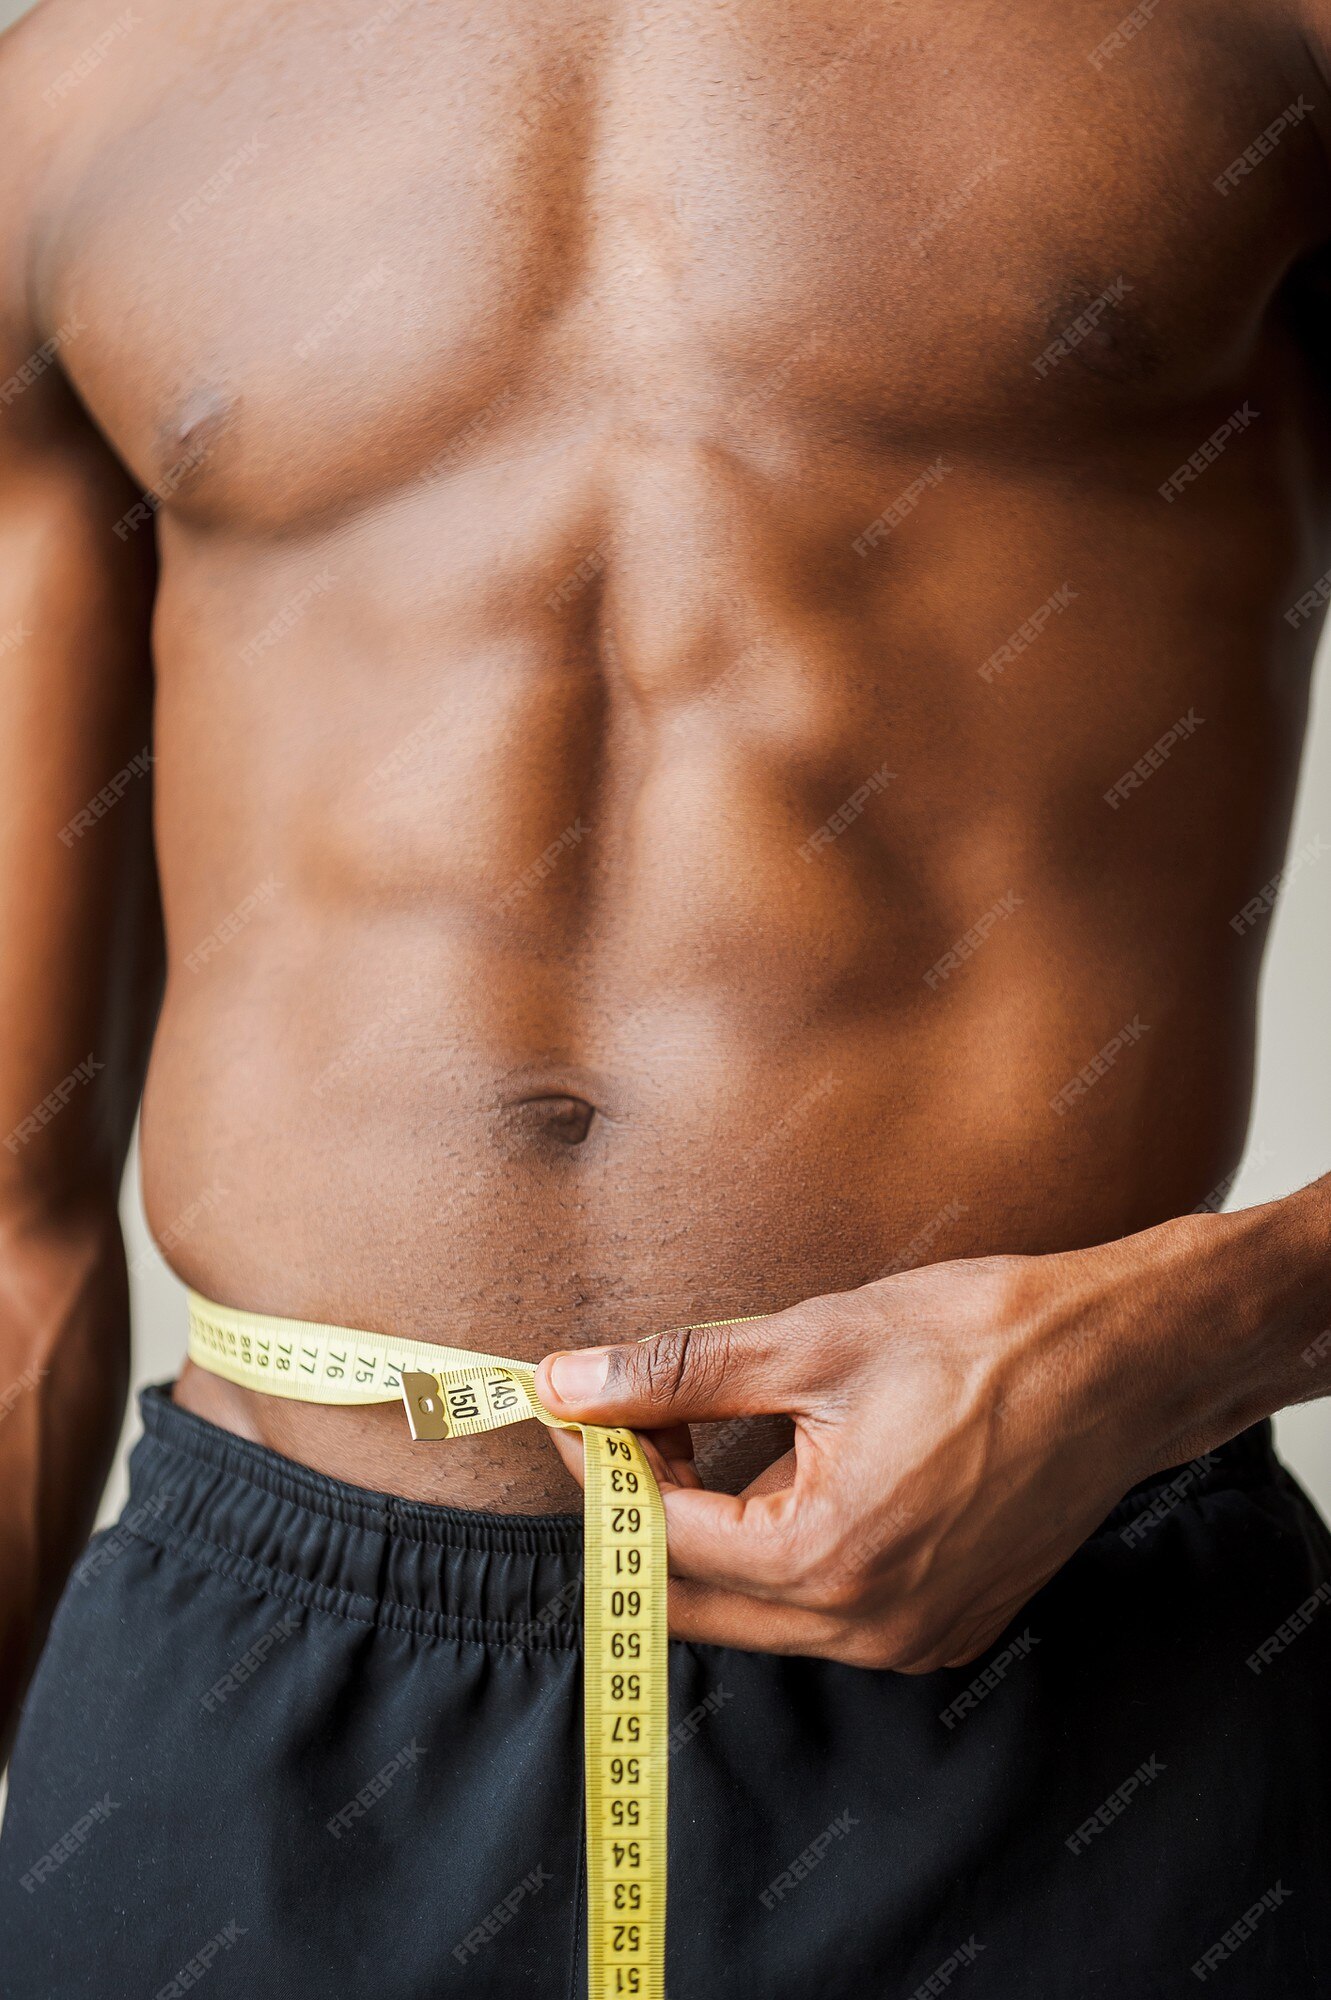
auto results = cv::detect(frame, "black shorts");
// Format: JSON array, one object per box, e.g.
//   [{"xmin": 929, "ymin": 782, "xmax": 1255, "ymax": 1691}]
[{"xmin": 2, "ymin": 1387, "xmax": 1330, "ymax": 1998}]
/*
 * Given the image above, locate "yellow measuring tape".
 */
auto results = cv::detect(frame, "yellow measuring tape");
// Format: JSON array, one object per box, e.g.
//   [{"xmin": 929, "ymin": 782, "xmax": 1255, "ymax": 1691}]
[{"xmin": 186, "ymin": 1290, "xmax": 667, "ymax": 2000}]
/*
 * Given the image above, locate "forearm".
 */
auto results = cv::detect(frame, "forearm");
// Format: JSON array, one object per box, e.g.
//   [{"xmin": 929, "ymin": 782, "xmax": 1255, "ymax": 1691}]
[
  {"xmin": 0, "ymin": 1200, "xmax": 130, "ymax": 1764},
  {"xmin": 1108, "ymin": 1177, "xmax": 1331, "ymax": 1472},
  {"xmin": 536, "ymin": 1174, "xmax": 1331, "ymax": 1666}
]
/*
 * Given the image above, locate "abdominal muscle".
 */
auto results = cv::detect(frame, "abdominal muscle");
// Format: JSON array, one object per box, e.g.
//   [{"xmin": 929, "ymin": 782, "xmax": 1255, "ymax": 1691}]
[
  {"xmin": 159, "ymin": 906, "xmax": 1250, "ymax": 1511},
  {"xmin": 149, "ymin": 432, "xmax": 1279, "ymax": 1514}
]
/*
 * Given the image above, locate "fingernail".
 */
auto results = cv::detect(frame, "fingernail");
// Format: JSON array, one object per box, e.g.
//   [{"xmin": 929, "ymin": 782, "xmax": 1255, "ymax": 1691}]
[{"xmin": 547, "ymin": 1349, "xmax": 611, "ymax": 1404}]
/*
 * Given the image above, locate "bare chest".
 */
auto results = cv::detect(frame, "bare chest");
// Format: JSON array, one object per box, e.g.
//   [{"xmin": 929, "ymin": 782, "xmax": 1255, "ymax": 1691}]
[{"xmin": 42, "ymin": 0, "xmax": 1321, "ymax": 531}]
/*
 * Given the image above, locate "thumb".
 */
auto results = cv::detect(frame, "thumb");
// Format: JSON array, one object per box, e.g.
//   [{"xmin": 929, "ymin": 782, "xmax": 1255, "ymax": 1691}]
[{"xmin": 535, "ymin": 1312, "xmax": 813, "ymax": 1429}]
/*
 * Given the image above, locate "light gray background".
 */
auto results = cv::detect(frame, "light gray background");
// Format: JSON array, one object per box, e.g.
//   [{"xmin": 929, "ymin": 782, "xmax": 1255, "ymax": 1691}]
[{"xmin": 2, "ymin": 0, "xmax": 1329, "ymax": 1527}]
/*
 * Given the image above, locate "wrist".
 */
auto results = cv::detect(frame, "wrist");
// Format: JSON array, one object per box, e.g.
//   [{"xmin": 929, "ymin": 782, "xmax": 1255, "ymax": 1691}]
[{"xmin": 1132, "ymin": 1184, "xmax": 1331, "ymax": 1464}]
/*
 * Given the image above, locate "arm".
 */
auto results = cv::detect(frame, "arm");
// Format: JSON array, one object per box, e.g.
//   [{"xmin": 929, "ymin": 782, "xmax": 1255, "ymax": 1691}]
[
  {"xmin": 0, "ymin": 78, "xmax": 162, "ymax": 1755},
  {"xmin": 533, "ymin": 1190, "xmax": 1331, "ymax": 1666}
]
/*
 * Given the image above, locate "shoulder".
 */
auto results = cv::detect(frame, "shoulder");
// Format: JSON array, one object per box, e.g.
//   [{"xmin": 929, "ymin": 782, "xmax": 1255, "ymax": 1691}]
[
  {"xmin": 0, "ymin": 0, "xmax": 89, "ymax": 352},
  {"xmin": 0, "ymin": 0, "xmax": 139, "ymax": 434},
  {"xmin": 0, "ymin": 0, "xmax": 173, "ymax": 348}
]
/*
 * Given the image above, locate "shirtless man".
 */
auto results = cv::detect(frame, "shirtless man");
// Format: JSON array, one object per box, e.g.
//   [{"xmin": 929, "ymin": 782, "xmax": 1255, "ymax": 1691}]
[{"xmin": 2, "ymin": 0, "xmax": 1331, "ymax": 1991}]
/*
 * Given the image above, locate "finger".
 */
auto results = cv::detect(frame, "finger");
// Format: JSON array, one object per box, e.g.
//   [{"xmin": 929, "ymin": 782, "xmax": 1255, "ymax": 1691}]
[
  {"xmin": 546, "ymin": 1421, "xmax": 701, "ymax": 1495},
  {"xmin": 546, "ymin": 1424, "xmax": 585, "ymax": 1488},
  {"xmin": 659, "ymin": 1482, "xmax": 808, "ymax": 1597},
  {"xmin": 738, "ymin": 1446, "xmax": 795, "ymax": 1498},
  {"xmin": 641, "ymin": 1424, "xmax": 703, "ymax": 1490},
  {"xmin": 535, "ymin": 1306, "xmax": 829, "ymax": 1432},
  {"xmin": 665, "ymin": 1576, "xmax": 853, "ymax": 1661},
  {"xmin": 551, "ymin": 1427, "xmax": 806, "ymax": 1590},
  {"xmin": 668, "ymin": 1577, "xmax": 959, "ymax": 1673}
]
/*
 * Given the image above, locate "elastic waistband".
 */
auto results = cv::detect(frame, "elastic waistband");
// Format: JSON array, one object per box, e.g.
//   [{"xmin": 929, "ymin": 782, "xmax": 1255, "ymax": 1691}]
[
  {"xmin": 119, "ymin": 1387, "xmax": 1281, "ymax": 1649},
  {"xmin": 125, "ymin": 1385, "xmax": 585, "ymax": 1649}
]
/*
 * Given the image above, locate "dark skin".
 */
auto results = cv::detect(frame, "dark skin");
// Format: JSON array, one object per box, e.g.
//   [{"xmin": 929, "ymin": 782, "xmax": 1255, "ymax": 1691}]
[{"xmin": 4, "ymin": 0, "xmax": 1331, "ymax": 1749}]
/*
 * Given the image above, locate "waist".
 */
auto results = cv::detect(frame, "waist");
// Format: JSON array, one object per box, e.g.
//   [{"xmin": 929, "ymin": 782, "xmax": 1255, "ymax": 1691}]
[
  {"xmin": 124, "ymin": 1384, "xmax": 1284, "ymax": 1638},
  {"xmin": 148, "ymin": 1007, "xmax": 1255, "ymax": 1507},
  {"xmin": 145, "ymin": 1020, "xmax": 1254, "ymax": 1351}
]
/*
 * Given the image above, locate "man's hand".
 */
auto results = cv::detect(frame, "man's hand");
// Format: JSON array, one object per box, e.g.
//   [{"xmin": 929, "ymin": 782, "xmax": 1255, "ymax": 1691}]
[{"xmin": 535, "ymin": 1211, "xmax": 1293, "ymax": 1669}]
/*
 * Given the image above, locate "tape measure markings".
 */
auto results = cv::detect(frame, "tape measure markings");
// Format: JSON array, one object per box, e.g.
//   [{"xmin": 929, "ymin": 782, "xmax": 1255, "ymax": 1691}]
[{"xmin": 187, "ymin": 1291, "xmax": 665, "ymax": 2000}]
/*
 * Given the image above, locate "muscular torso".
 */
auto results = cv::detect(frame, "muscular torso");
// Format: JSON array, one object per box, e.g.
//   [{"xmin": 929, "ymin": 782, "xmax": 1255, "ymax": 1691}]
[{"xmin": 17, "ymin": 0, "xmax": 1331, "ymax": 1506}]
